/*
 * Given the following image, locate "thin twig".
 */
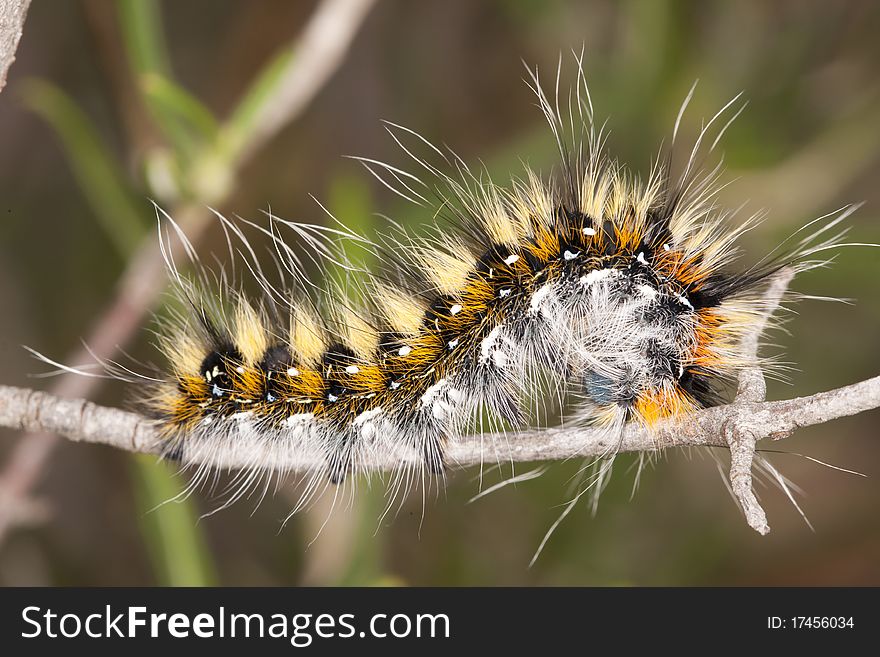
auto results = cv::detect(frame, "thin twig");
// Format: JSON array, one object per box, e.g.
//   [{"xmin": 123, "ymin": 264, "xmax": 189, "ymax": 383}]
[
  {"xmin": 0, "ymin": 0, "xmax": 378, "ymax": 542},
  {"xmin": 231, "ymin": 0, "xmax": 377, "ymax": 164},
  {"xmin": 735, "ymin": 268, "xmax": 794, "ymax": 403},
  {"xmin": 0, "ymin": 375, "xmax": 877, "ymax": 470},
  {"xmin": 726, "ymin": 267, "xmax": 795, "ymax": 533}
]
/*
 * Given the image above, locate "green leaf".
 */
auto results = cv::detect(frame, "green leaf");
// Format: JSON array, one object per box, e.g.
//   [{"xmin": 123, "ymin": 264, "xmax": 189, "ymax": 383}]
[
  {"xmin": 118, "ymin": 0, "xmax": 216, "ymax": 158},
  {"xmin": 131, "ymin": 456, "xmax": 217, "ymax": 586},
  {"xmin": 141, "ymin": 72, "xmax": 219, "ymax": 146},
  {"xmin": 21, "ymin": 80, "xmax": 145, "ymax": 255},
  {"xmin": 117, "ymin": 0, "xmax": 172, "ymax": 78}
]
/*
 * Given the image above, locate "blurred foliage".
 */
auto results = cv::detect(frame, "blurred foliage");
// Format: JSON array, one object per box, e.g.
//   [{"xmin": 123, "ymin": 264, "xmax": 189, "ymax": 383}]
[{"xmin": 0, "ymin": 0, "xmax": 878, "ymax": 586}]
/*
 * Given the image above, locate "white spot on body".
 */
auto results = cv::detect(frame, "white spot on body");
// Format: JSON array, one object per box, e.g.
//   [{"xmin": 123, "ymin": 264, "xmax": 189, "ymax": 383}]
[
  {"xmin": 420, "ymin": 379, "xmax": 446, "ymax": 403},
  {"xmin": 354, "ymin": 408, "xmax": 383, "ymax": 441},
  {"xmin": 398, "ymin": 345, "xmax": 412, "ymax": 357},
  {"xmin": 327, "ymin": 393, "xmax": 339, "ymax": 403},
  {"xmin": 677, "ymin": 294, "xmax": 694, "ymax": 311},
  {"xmin": 421, "ymin": 379, "xmax": 463, "ymax": 420},
  {"xmin": 447, "ymin": 338, "xmax": 459, "ymax": 349},
  {"xmin": 637, "ymin": 284, "xmax": 658, "ymax": 299},
  {"xmin": 354, "ymin": 408, "xmax": 382, "ymax": 426},
  {"xmin": 583, "ymin": 227, "xmax": 597, "ymax": 236},
  {"xmin": 663, "ymin": 243, "xmax": 671, "ymax": 252},
  {"xmin": 287, "ymin": 367, "xmax": 300, "ymax": 377},
  {"xmin": 345, "ymin": 365, "xmax": 360, "ymax": 374},
  {"xmin": 580, "ymin": 268, "xmax": 613, "ymax": 286},
  {"xmin": 389, "ymin": 381, "xmax": 401, "ymax": 390},
  {"xmin": 563, "ymin": 249, "xmax": 579, "ymax": 261},
  {"xmin": 236, "ymin": 366, "xmax": 245, "ymax": 374},
  {"xmin": 479, "ymin": 326, "xmax": 510, "ymax": 368},
  {"xmin": 450, "ymin": 303, "xmax": 463, "ymax": 315},
  {"xmin": 637, "ymin": 251, "xmax": 648, "ymax": 265},
  {"xmin": 499, "ymin": 288, "xmax": 512, "ymax": 298},
  {"xmin": 284, "ymin": 413, "xmax": 313, "ymax": 427},
  {"xmin": 421, "ymin": 379, "xmax": 456, "ymax": 420},
  {"xmin": 504, "ymin": 254, "xmax": 520, "ymax": 266},
  {"xmin": 529, "ymin": 284, "xmax": 554, "ymax": 316}
]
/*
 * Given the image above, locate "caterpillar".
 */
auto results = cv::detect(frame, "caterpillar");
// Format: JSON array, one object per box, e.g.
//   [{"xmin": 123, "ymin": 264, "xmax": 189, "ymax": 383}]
[{"xmin": 135, "ymin": 58, "xmax": 855, "ymax": 523}]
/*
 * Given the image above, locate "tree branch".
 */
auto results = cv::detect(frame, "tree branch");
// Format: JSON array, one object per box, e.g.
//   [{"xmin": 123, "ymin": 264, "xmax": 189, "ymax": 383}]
[
  {"xmin": 0, "ymin": 0, "xmax": 30, "ymax": 94},
  {"xmin": 0, "ymin": 375, "xmax": 877, "ymax": 471},
  {"xmin": 726, "ymin": 267, "xmax": 794, "ymax": 533}
]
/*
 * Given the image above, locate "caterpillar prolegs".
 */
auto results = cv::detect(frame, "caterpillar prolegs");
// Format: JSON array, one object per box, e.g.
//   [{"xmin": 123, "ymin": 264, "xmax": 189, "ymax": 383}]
[{"xmin": 143, "ymin": 61, "xmax": 853, "ymax": 517}]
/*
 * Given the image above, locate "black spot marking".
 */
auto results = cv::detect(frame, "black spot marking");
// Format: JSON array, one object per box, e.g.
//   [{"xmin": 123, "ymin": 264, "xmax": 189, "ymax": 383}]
[
  {"xmin": 679, "ymin": 368, "xmax": 722, "ymax": 407},
  {"xmin": 644, "ymin": 338, "xmax": 680, "ymax": 380},
  {"xmin": 642, "ymin": 296, "xmax": 683, "ymax": 325},
  {"xmin": 521, "ymin": 247, "xmax": 545, "ymax": 272},
  {"xmin": 422, "ymin": 294, "xmax": 460, "ymax": 344},
  {"xmin": 198, "ymin": 345, "xmax": 241, "ymax": 399},
  {"xmin": 322, "ymin": 343, "xmax": 358, "ymax": 402},
  {"xmin": 379, "ymin": 331, "xmax": 406, "ymax": 352},
  {"xmin": 259, "ymin": 345, "xmax": 293, "ymax": 402},
  {"xmin": 322, "ymin": 343, "xmax": 357, "ymax": 368},
  {"xmin": 645, "ymin": 291, "xmax": 694, "ymax": 319},
  {"xmin": 635, "ymin": 242, "xmax": 654, "ymax": 265},
  {"xmin": 600, "ymin": 220, "xmax": 618, "ymax": 256},
  {"xmin": 259, "ymin": 344, "xmax": 292, "ymax": 371},
  {"xmin": 645, "ymin": 207, "xmax": 674, "ymax": 244},
  {"xmin": 475, "ymin": 243, "xmax": 520, "ymax": 276}
]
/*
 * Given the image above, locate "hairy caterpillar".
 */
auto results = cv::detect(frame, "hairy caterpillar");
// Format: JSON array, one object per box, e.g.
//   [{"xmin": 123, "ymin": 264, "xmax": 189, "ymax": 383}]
[{"xmin": 123, "ymin": 58, "xmax": 857, "ymax": 526}]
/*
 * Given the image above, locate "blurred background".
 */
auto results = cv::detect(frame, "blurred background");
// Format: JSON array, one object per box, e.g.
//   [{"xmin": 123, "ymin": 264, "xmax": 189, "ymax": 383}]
[{"xmin": 0, "ymin": 0, "xmax": 878, "ymax": 586}]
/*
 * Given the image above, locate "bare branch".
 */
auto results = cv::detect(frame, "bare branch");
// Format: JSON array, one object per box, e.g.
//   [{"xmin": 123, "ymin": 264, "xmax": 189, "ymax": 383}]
[
  {"xmin": 0, "ymin": 0, "xmax": 30, "ymax": 94},
  {"xmin": 1, "ymin": 375, "xmax": 877, "ymax": 469},
  {"xmin": 726, "ymin": 267, "xmax": 794, "ymax": 533},
  {"xmin": 735, "ymin": 268, "xmax": 794, "ymax": 403},
  {"xmin": 727, "ymin": 427, "xmax": 769, "ymax": 534}
]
